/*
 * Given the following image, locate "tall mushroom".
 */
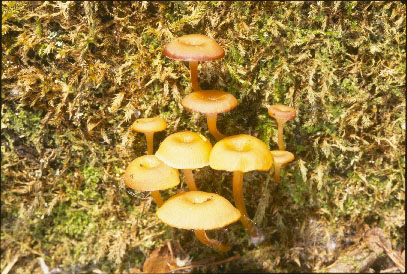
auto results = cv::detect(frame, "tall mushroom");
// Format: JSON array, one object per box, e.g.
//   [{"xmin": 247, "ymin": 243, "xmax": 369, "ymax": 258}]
[
  {"xmin": 182, "ymin": 90, "xmax": 238, "ymax": 140},
  {"xmin": 131, "ymin": 116, "xmax": 167, "ymax": 155},
  {"xmin": 157, "ymin": 191, "xmax": 241, "ymax": 252},
  {"xmin": 270, "ymin": 150, "xmax": 295, "ymax": 184},
  {"xmin": 123, "ymin": 155, "xmax": 180, "ymax": 207},
  {"xmin": 268, "ymin": 104, "xmax": 296, "ymax": 151},
  {"xmin": 164, "ymin": 34, "xmax": 225, "ymax": 91},
  {"xmin": 155, "ymin": 131, "xmax": 212, "ymax": 191},
  {"xmin": 209, "ymin": 134, "xmax": 273, "ymax": 241}
]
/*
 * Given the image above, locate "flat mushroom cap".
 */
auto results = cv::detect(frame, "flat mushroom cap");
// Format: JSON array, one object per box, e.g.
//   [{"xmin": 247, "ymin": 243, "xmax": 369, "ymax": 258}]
[
  {"xmin": 268, "ymin": 104, "xmax": 296, "ymax": 121},
  {"xmin": 182, "ymin": 90, "xmax": 238, "ymax": 114},
  {"xmin": 270, "ymin": 150, "xmax": 295, "ymax": 165},
  {"xmin": 131, "ymin": 117, "xmax": 167, "ymax": 133},
  {"xmin": 209, "ymin": 134, "xmax": 273, "ymax": 172},
  {"xmin": 164, "ymin": 34, "xmax": 225, "ymax": 61},
  {"xmin": 155, "ymin": 131, "xmax": 213, "ymax": 169},
  {"xmin": 124, "ymin": 155, "xmax": 180, "ymax": 191},
  {"xmin": 157, "ymin": 191, "xmax": 241, "ymax": 230}
]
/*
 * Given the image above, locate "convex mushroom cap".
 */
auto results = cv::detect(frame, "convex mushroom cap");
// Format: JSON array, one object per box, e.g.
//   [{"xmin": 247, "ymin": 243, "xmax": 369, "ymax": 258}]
[
  {"xmin": 270, "ymin": 150, "xmax": 295, "ymax": 184},
  {"xmin": 124, "ymin": 155, "xmax": 179, "ymax": 191},
  {"xmin": 155, "ymin": 131, "xmax": 212, "ymax": 169},
  {"xmin": 270, "ymin": 150, "xmax": 295, "ymax": 165},
  {"xmin": 182, "ymin": 90, "xmax": 238, "ymax": 114},
  {"xmin": 131, "ymin": 117, "xmax": 167, "ymax": 133},
  {"xmin": 209, "ymin": 134, "xmax": 273, "ymax": 172},
  {"xmin": 267, "ymin": 105, "xmax": 296, "ymax": 151},
  {"xmin": 157, "ymin": 191, "xmax": 241, "ymax": 230},
  {"xmin": 268, "ymin": 105, "xmax": 296, "ymax": 122},
  {"xmin": 164, "ymin": 34, "xmax": 225, "ymax": 61}
]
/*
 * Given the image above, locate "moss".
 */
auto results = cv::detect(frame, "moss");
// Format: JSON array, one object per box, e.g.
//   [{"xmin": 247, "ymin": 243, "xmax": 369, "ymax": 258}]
[{"xmin": 1, "ymin": 1, "xmax": 405, "ymax": 272}]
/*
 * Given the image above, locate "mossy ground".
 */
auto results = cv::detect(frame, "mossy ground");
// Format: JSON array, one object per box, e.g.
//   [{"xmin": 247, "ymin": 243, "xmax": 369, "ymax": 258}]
[{"xmin": 1, "ymin": 1, "xmax": 405, "ymax": 273}]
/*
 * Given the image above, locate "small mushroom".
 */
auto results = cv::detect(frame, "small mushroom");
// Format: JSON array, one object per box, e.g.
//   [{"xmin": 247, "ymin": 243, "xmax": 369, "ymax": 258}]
[
  {"xmin": 155, "ymin": 131, "xmax": 212, "ymax": 191},
  {"xmin": 123, "ymin": 155, "xmax": 180, "ymax": 207},
  {"xmin": 131, "ymin": 117, "xmax": 167, "ymax": 155},
  {"xmin": 270, "ymin": 150, "xmax": 295, "ymax": 184},
  {"xmin": 164, "ymin": 34, "xmax": 225, "ymax": 91},
  {"xmin": 182, "ymin": 90, "xmax": 238, "ymax": 140},
  {"xmin": 157, "ymin": 191, "xmax": 241, "ymax": 252},
  {"xmin": 267, "ymin": 104, "xmax": 296, "ymax": 151},
  {"xmin": 209, "ymin": 134, "xmax": 273, "ymax": 241}
]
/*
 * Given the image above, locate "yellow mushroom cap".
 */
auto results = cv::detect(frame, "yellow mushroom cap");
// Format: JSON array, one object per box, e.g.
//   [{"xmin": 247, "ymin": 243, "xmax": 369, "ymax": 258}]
[
  {"xmin": 123, "ymin": 155, "xmax": 180, "ymax": 191},
  {"xmin": 164, "ymin": 34, "xmax": 225, "ymax": 62},
  {"xmin": 157, "ymin": 191, "xmax": 241, "ymax": 230},
  {"xmin": 182, "ymin": 90, "xmax": 238, "ymax": 114},
  {"xmin": 209, "ymin": 134, "xmax": 273, "ymax": 172},
  {"xmin": 270, "ymin": 150, "xmax": 295, "ymax": 165},
  {"xmin": 268, "ymin": 104, "xmax": 296, "ymax": 121},
  {"xmin": 131, "ymin": 117, "xmax": 167, "ymax": 133},
  {"xmin": 155, "ymin": 131, "xmax": 212, "ymax": 169}
]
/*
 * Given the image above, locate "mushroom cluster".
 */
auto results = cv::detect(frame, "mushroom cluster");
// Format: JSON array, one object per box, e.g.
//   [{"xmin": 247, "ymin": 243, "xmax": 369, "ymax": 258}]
[{"xmin": 122, "ymin": 33, "xmax": 298, "ymax": 253}]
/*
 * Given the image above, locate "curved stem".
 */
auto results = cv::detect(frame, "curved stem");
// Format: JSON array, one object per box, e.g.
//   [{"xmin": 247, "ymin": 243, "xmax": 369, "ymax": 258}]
[
  {"xmin": 206, "ymin": 113, "xmax": 226, "ymax": 141},
  {"xmin": 151, "ymin": 190, "xmax": 164, "ymax": 207},
  {"xmin": 277, "ymin": 120, "xmax": 286, "ymax": 151},
  {"xmin": 144, "ymin": 132, "xmax": 154, "ymax": 155},
  {"xmin": 232, "ymin": 171, "xmax": 257, "ymax": 237},
  {"xmin": 273, "ymin": 164, "xmax": 281, "ymax": 184},
  {"xmin": 194, "ymin": 229, "xmax": 231, "ymax": 252},
  {"xmin": 183, "ymin": 169, "xmax": 198, "ymax": 191},
  {"xmin": 189, "ymin": 61, "xmax": 200, "ymax": 91}
]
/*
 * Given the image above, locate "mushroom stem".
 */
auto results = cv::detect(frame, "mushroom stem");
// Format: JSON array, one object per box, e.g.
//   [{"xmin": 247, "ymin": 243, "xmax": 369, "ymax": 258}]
[
  {"xmin": 151, "ymin": 190, "xmax": 164, "ymax": 207},
  {"xmin": 206, "ymin": 113, "xmax": 226, "ymax": 141},
  {"xmin": 144, "ymin": 132, "xmax": 154, "ymax": 155},
  {"xmin": 232, "ymin": 170, "xmax": 257, "ymax": 237},
  {"xmin": 273, "ymin": 164, "xmax": 281, "ymax": 184},
  {"xmin": 189, "ymin": 61, "xmax": 200, "ymax": 91},
  {"xmin": 194, "ymin": 229, "xmax": 231, "ymax": 252},
  {"xmin": 277, "ymin": 120, "xmax": 286, "ymax": 150},
  {"xmin": 183, "ymin": 169, "xmax": 198, "ymax": 191}
]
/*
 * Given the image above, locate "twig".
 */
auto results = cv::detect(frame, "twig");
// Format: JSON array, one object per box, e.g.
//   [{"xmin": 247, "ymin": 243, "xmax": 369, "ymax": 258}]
[
  {"xmin": 380, "ymin": 266, "xmax": 401, "ymax": 273},
  {"xmin": 1, "ymin": 254, "xmax": 20, "ymax": 274},
  {"xmin": 169, "ymin": 254, "xmax": 240, "ymax": 272},
  {"xmin": 373, "ymin": 240, "xmax": 405, "ymax": 273}
]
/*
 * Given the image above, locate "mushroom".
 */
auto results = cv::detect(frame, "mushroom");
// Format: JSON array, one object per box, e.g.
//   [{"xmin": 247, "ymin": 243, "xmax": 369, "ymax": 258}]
[
  {"xmin": 267, "ymin": 104, "xmax": 296, "ymax": 151},
  {"xmin": 155, "ymin": 131, "xmax": 212, "ymax": 191},
  {"xmin": 182, "ymin": 90, "xmax": 238, "ymax": 140},
  {"xmin": 270, "ymin": 150, "xmax": 295, "ymax": 184},
  {"xmin": 157, "ymin": 191, "xmax": 241, "ymax": 252},
  {"xmin": 123, "ymin": 155, "xmax": 180, "ymax": 207},
  {"xmin": 131, "ymin": 116, "xmax": 167, "ymax": 155},
  {"xmin": 209, "ymin": 134, "xmax": 273, "ymax": 241},
  {"xmin": 164, "ymin": 34, "xmax": 225, "ymax": 91}
]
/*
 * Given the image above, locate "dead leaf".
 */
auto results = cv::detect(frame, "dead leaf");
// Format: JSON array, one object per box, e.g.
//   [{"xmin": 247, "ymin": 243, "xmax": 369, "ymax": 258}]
[{"xmin": 143, "ymin": 242, "xmax": 177, "ymax": 273}]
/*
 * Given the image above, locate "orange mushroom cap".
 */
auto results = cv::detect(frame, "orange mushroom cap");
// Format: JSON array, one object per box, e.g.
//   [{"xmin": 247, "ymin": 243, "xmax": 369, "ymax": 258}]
[
  {"xmin": 124, "ymin": 155, "xmax": 180, "ymax": 191},
  {"xmin": 267, "ymin": 104, "xmax": 296, "ymax": 121},
  {"xmin": 209, "ymin": 134, "xmax": 273, "ymax": 172},
  {"xmin": 270, "ymin": 150, "xmax": 295, "ymax": 165},
  {"xmin": 164, "ymin": 34, "xmax": 225, "ymax": 62},
  {"xmin": 157, "ymin": 191, "xmax": 241, "ymax": 230},
  {"xmin": 131, "ymin": 117, "xmax": 167, "ymax": 133},
  {"xmin": 182, "ymin": 90, "xmax": 238, "ymax": 114},
  {"xmin": 155, "ymin": 131, "xmax": 212, "ymax": 169}
]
